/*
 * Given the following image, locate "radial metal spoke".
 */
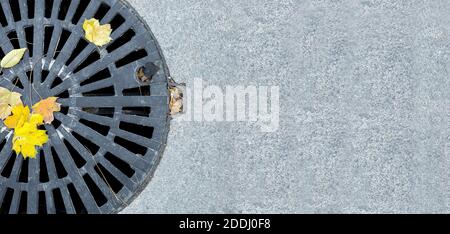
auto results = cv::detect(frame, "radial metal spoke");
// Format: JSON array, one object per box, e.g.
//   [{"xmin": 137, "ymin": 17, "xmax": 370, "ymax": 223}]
[
  {"xmin": 8, "ymin": 189, "xmax": 21, "ymax": 214},
  {"xmin": 100, "ymin": 0, "xmax": 121, "ymax": 24},
  {"xmin": 8, "ymin": 153, "xmax": 23, "ymax": 182},
  {"xmin": 71, "ymin": 108, "xmax": 115, "ymax": 126},
  {"xmin": 15, "ymin": 68, "xmax": 32, "ymax": 88},
  {"xmin": 0, "ymin": 187, "xmax": 6, "ymax": 208},
  {"xmin": 43, "ymin": 144, "xmax": 58, "ymax": 181},
  {"xmin": 113, "ymin": 128, "xmax": 160, "ymax": 153},
  {"xmin": 15, "ymin": 22, "xmax": 29, "ymax": 60},
  {"xmin": 64, "ymin": 0, "xmax": 81, "ymax": 22},
  {"xmin": 59, "ymin": 96, "xmax": 166, "ymax": 108},
  {"xmin": 0, "ymin": 1, "xmax": 14, "ymax": 26},
  {"xmin": 110, "ymin": 17, "xmax": 138, "ymax": 40},
  {"xmin": 33, "ymin": 0, "xmax": 45, "ymax": 67},
  {"xmin": 51, "ymin": 0, "xmax": 62, "ymax": 20},
  {"xmin": 44, "ymin": 190, "xmax": 56, "ymax": 214},
  {"xmin": 59, "ymin": 186, "xmax": 76, "ymax": 214},
  {"xmin": 27, "ymin": 157, "xmax": 39, "ymax": 214},
  {"xmin": 67, "ymin": 78, "xmax": 114, "ymax": 96},
  {"xmin": 46, "ymin": 24, "xmax": 62, "ymax": 62},
  {"xmin": 18, "ymin": 0, "xmax": 28, "ymax": 22},
  {"xmin": 120, "ymin": 114, "xmax": 165, "ymax": 128},
  {"xmin": 78, "ymin": 1, "xmax": 102, "ymax": 26}
]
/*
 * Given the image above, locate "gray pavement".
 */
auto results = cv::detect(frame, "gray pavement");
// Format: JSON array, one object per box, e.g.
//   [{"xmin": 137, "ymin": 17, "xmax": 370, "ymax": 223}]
[{"xmin": 122, "ymin": 0, "xmax": 450, "ymax": 214}]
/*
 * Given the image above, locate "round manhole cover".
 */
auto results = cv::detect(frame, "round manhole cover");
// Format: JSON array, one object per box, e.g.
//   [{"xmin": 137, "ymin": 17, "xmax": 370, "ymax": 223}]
[{"xmin": 0, "ymin": 0, "xmax": 170, "ymax": 214}]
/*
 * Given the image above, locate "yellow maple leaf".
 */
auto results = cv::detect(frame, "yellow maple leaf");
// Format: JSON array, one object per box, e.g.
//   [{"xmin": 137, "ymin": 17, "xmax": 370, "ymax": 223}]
[
  {"xmin": 32, "ymin": 97, "xmax": 61, "ymax": 124},
  {"xmin": 83, "ymin": 18, "xmax": 112, "ymax": 47},
  {"xmin": 4, "ymin": 104, "xmax": 44, "ymax": 129},
  {"xmin": 0, "ymin": 87, "xmax": 22, "ymax": 120},
  {"xmin": 4, "ymin": 104, "xmax": 47, "ymax": 159},
  {"xmin": 13, "ymin": 121, "xmax": 48, "ymax": 159},
  {"xmin": 4, "ymin": 105, "xmax": 30, "ymax": 129}
]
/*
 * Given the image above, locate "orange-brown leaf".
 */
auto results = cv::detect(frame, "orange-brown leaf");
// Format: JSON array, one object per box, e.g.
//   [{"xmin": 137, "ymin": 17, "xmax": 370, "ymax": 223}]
[
  {"xmin": 32, "ymin": 97, "xmax": 61, "ymax": 124},
  {"xmin": 169, "ymin": 87, "xmax": 184, "ymax": 115}
]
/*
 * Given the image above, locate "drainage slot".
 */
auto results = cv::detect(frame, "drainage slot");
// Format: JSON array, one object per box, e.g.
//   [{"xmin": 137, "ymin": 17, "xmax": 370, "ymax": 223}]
[
  {"xmin": 71, "ymin": 0, "xmax": 88, "ymax": 25},
  {"xmin": 67, "ymin": 183, "xmax": 86, "ymax": 214},
  {"xmin": 79, "ymin": 118, "xmax": 110, "ymax": 136},
  {"xmin": 44, "ymin": 26, "xmax": 54, "ymax": 55},
  {"xmin": 25, "ymin": 27, "xmax": 34, "ymax": 57},
  {"xmin": 95, "ymin": 164, "xmax": 123, "ymax": 193},
  {"xmin": 0, "ymin": 5, "xmax": 7, "ymax": 27},
  {"xmin": 9, "ymin": 0, "xmax": 21, "ymax": 22},
  {"xmin": 106, "ymin": 29, "xmax": 135, "ymax": 53},
  {"xmin": 58, "ymin": 0, "xmax": 71, "ymax": 20},
  {"xmin": 56, "ymin": 90, "xmax": 69, "ymax": 99},
  {"xmin": 60, "ymin": 106, "xmax": 69, "ymax": 115},
  {"xmin": 26, "ymin": 70, "xmax": 33, "ymax": 83},
  {"xmin": 82, "ymin": 107, "xmax": 115, "ymax": 118},
  {"xmin": 27, "ymin": 0, "xmax": 35, "ymax": 19},
  {"xmin": 122, "ymin": 107, "xmax": 151, "ymax": 117},
  {"xmin": 80, "ymin": 68, "xmax": 111, "ymax": 86},
  {"xmin": 52, "ymin": 188, "xmax": 66, "ymax": 214},
  {"xmin": 52, "ymin": 118, "xmax": 62, "ymax": 129},
  {"xmin": 73, "ymin": 51, "xmax": 100, "ymax": 74},
  {"xmin": 109, "ymin": 14, "xmax": 125, "ymax": 30},
  {"xmin": 114, "ymin": 137, "xmax": 147, "ymax": 156},
  {"xmin": 0, "ymin": 188, "xmax": 14, "ymax": 214},
  {"xmin": 93, "ymin": 3, "xmax": 111, "ymax": 21},
  {"xmin": 82, "ymin": 86, "xmax": 115, "ymax": 97},
  {"xmin": 119, "ymin": 122, "xmax": 154, "ymax": 140},
  {"xmin": 50, "ymin": 76, "xmax": 63, "ymax": 89},
  {"xmin": 39, "ymin": 150, "xmax": 49, "ymax": 183},
  {"xmin": 19, "ymin": 158, "xmax": 29, "ymax": 183},
  {"xmin": 63, "ymin": 139, "xmax": 86, "ymax": 169},
  {"xmin": 65, "ymin": 39, "xmax": 89, "ymax": 66},
  {"xmin": 51, "ymin": 147, "xmax": 68, "ymax": 179},
  {"xmin": 7, "ymin": 31, "xmax": 20, "ymax": 49},
  {"xmin": 83, "ymin": 174, "xmax": 107, "ymax": 207},
  {"xmin": 104, "ymin": 152, "xmax": 135, "ymax": 178},
  {"xmin": 45, "ymin": 0, "xmax": 54, "ymax": 18},
  {"xmin": 1, "ymin": 153, "xmax": 16, "ymax": 178},
  {"xmin": 11, "ymin": 77, "xmax": 24, "ymax": 89},
  {"xmin": 122, "ymin": 86, "xmax": 150, "ymax": 97},
  {"xmin": 38, "ymin": 191, "xmax": 47, "ymax": 214},
  {"xmin": 18, "ymin": 191, "xmax": 27, "ymax": 214},
  {"xmin": 115, "ymin": 49, "xmax": 148, "ymax": 68},
  {"xmin": 41, "ymin": 70, "xmax": 50, "ymax": 83},
  {"xmin": 0, "ymin": 139, "xmax": 6, "ymax": 151},
  {"xmin": 72, "ymin": 132, "xmax": 100, "ymax": 155},
  {"xmin": 54, "ymin": 29, "xmax": 71, "ymax": 59}
]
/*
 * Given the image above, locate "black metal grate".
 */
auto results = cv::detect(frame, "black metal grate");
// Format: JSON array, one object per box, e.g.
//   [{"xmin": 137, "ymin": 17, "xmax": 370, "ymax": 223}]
[{"xmin": 0, "ymin": 0, "xmax": 171, "ymax": 214}]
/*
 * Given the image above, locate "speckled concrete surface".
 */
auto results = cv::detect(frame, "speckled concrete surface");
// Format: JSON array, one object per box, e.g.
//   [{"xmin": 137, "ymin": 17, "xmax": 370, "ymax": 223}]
[{"xmin": 122, "ymin": 0, "xmax": 450, "ymax": 214}]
